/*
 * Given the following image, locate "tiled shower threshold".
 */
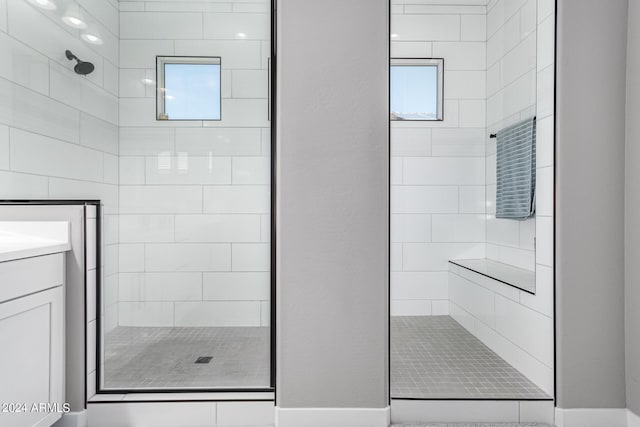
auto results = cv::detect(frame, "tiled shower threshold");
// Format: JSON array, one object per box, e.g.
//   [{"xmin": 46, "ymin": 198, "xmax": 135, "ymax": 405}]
[{"xmin": 88, "ymin": 391, "xmax": 275, "ymax": 402}]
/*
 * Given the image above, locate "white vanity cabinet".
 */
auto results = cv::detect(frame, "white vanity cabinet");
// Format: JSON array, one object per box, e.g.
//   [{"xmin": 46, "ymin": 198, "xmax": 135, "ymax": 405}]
[{"xmin": 0, "ymin": 223, "xmax": 70, "ymax": 427}]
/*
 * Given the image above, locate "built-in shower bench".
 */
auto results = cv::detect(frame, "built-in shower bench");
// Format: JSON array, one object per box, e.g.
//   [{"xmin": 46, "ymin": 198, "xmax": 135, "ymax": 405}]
[
  {"xmin": 446, "ymin": 259, "xmax": 553, "ymax": 397},
  {"xmin": 448, "ymin": 258, "xmax": 535, "ymax": 295}
]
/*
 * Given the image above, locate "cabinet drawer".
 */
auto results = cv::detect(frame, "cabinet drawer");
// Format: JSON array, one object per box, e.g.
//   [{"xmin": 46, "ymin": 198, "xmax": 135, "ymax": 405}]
[{"xmin": 0, "ymin": 253, "xmax": 64, "ymax": 303}]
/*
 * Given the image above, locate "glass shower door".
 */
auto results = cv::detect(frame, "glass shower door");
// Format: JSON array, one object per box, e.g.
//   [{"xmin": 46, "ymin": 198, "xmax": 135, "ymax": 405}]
[{"xmin": 99, "ymin": 0, "xmax": 272, "ymax": 391}]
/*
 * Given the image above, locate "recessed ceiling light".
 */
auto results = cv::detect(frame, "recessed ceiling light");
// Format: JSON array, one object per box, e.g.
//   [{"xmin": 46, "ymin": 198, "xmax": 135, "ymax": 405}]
[
  {"xmin": 29, "ymin": 0, "xmax": 57, "ymax": 10},
  {"xmin": 81, "ymin": 33, "xmax": 103, "ymax": 45},
  {"xmin": 391, "ymin": 33, "xmax": 399, "ymax": 38},
  {"xmin": 236, "ymin": 32, "xmax": 247, "ymax": 39},
  {"xmin": 142, "ymin": 78, "xmax": 155, "ymax": 85},
  {"xmin": 62, "ymin": 5, "xmax": 87, "ymax": 29}
]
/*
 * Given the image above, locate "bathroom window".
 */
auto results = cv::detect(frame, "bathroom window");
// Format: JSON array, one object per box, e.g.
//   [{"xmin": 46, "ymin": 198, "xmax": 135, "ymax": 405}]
[
  {"xmin": 390, "ymin": 58, "xmax": 444, "ymax": 121},
  {"xmin": 156, "ymin": 56, "xmax": 221, "ymax": 121}
]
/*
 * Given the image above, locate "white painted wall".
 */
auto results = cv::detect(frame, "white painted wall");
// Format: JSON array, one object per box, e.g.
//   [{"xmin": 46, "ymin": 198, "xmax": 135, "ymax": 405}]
[
  {"xmin": 390, "ymin": 3, "xmax": 487, "ymax": 316},
  {"xmin": 485, "ymin": 0, "xmax": 537, "ymax": 271},
  {"xmin": 117, "ymin": 0, "xmax": 271, "ymax": 328},
  {"xmin": 0, "ymin": 0, "xmax": 119, "ymax": 333}
]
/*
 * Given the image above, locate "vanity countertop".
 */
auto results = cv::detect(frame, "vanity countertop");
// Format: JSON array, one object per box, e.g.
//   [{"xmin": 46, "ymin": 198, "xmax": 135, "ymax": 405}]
[{"xmin": 0, "ymin": 221, "xmax": 71, "ymax": 263}]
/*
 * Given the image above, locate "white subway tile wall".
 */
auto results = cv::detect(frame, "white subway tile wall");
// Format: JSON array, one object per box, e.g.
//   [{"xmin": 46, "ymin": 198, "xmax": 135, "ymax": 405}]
[
  {"xmin": 447, "ymin": 0, "xmax": 556, "ymax": 396},
  {"xmin": 486, "ymin": 0, "xmax": 537, "ymax": 271},
  {"xmin": 1, "ymin": 0, "xmax": 554, "ymax": 396},
  {"xmin": 118, "ymin": 0, "xmax": 270, "ymax": 327},
  {"xmin": 391, "ymin": 4, "xmax": 487, "ymax": 315},
  {"xmin": 0, "ymin": 0, "xmax": 119, "ymax": 400}
]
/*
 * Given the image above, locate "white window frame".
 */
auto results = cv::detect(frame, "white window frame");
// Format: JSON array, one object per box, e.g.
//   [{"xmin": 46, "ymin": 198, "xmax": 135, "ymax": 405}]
[
  {"xmin": 390, "ymin": 58, "xmax": 444, "ymax": 121},
  {"xmin": 156, "ymin": 56, "xmax": 222, "ymax": 121}
]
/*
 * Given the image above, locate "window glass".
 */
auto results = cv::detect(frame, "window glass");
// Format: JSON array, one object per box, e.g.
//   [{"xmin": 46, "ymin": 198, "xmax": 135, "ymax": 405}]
[
  {"xmin": 390, "ymin": 59, "xmax": 443, "ymax": 121},
  {"xmin": 157, "ymin": 57, "xmax": 221, "ymax": 121}
]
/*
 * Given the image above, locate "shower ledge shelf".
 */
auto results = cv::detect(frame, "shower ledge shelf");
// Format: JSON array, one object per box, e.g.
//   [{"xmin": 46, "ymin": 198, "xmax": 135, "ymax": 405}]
[{"xmin": 448, "ymin": 258, "xmax": 536, "ymax": 295}]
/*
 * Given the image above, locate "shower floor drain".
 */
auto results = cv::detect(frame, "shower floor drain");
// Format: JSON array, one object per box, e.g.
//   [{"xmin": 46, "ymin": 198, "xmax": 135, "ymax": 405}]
[{"xmin": 195, "ymin": 356, "xmax": 213, "ymax": 364}]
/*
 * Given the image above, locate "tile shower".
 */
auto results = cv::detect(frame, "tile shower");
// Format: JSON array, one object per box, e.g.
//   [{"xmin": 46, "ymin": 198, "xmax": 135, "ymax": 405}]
[
  {"xmin": 111, "ymin": 0, "xmax": 272, "ymax": 391},
  {"xmin": 0, "ymin": 0, "xmax": 272, "ymax": 394},
  {"xmin": 390, "ymin": 0, "xmax": 555, "ymax": 400},
  {"xmin": 0, "ymin": 0, "xmax": 555, "ymax": 405}
]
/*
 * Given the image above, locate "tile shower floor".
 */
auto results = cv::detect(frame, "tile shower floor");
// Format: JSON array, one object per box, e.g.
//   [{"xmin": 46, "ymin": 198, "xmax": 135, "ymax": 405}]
[
  {"xmin": 103, "ymin": 326, "xmax": 270, "ymax": 389},
  {"xmin": 391, "ymin": 316, "xmax": 550, "ymax": 399}
]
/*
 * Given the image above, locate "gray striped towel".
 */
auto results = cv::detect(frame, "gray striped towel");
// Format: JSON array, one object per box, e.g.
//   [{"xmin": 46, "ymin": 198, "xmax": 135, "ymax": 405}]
[{"xmin": 495, "ymin": 117, "xmax": 536, "ymax": 220}]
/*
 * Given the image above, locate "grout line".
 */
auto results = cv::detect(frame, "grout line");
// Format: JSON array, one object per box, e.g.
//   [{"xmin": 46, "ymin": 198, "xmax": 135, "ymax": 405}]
[
  {"xmin": 487, "ymin": 24, "xmax": 533, "ymax": 69},
  {"xmin": 449, "ymin": 299, "xmax": 553, "ymax": 370},
  {"xmin": 77, "ymin": 4, "xmax": 119, "ymax": 40},
  {"xmin": 486, "ymin": 0, "xmax": 524, "ymax": 40},
  {"xmin": 2, "ymin": 26, "xmax": 115, "ymax": 97},
  {"xmin": 0, "ymin": 74, "xmax": 116, "ymax": 131},
  {"xmin": 487, "ymin": 58, "xmax": 536, "ymax": 99},
  {"xmin": 48, "ymin": 59, "xmax": 52, "ymax": 98},
  {"xmin": 449, "ymin": 269, "xmax": 553, "ymax": 319}
]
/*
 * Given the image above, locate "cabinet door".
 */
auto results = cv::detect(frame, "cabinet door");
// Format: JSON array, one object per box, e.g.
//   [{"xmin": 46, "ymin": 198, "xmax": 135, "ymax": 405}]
[{"xmin": 0, "ymin": 286, "xmax": 64, "ymax": 427}]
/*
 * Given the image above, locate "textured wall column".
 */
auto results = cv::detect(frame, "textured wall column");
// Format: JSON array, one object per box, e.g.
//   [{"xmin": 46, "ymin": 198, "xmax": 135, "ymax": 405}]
[
  {"xmin": 275, "ymin": 0, "xmax": 389, "ymax": 424},
  {"xmin": 556, "ymin": 0, "xmax": 627, "ymax": 410},
  {"xmin": 626, "ymin": 0, "xmax": 640, "ymax": 417}
]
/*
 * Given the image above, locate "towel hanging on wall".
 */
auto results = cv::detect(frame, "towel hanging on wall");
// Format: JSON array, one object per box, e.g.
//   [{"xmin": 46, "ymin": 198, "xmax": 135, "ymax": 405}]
[{"xmin": 495, "ymin": 116, "xmax": 536, "ymax": 220}]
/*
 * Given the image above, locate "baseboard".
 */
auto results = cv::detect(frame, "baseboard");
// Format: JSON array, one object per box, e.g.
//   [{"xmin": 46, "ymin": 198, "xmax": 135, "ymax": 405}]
[
  {"xmin": 52, "ymin": 410, "xmax": 87, "ymax": 427},
  {"xmin": 629, "ymin": 409, "xmax": 640, "ymax": 427},
  {"xmin": 275, "ymin": 406, "xmax": 390, "ymax": 427},
  {"xmin": 555, "ymin": 408, "xmax": 627, "ymax": 427}
]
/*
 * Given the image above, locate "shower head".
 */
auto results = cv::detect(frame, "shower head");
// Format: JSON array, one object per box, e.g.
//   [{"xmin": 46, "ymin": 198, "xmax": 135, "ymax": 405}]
[
  {"xmin": 74, "ymin": 60, "xmax": 95, "ymax": 75},
  {"xmin": 65, "ymin": 50, "xmax": 95, "ymax": 75}
]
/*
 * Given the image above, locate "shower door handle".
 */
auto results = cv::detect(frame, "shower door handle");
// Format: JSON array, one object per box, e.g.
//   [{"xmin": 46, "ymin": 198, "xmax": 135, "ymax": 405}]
[{"xmin": 268, "ymin": 57, "xmax": 271, "ymax": 122}]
